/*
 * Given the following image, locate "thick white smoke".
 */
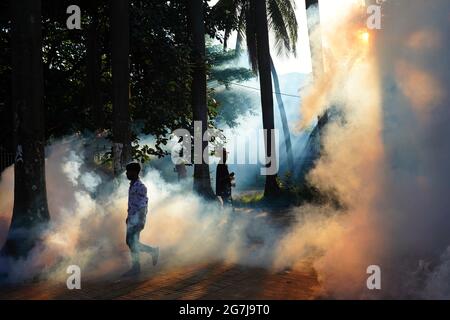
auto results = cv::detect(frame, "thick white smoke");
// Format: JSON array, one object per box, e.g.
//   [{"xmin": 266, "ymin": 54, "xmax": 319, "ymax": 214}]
[
  {"xmin": 274, "ymin": 0, "xmax": 450, "ymax": 299},
  {"xmin": 1, "ymin": 0, "xmax": 448, "ymax": 300},
  {"xmin": 375, "ymin": 0, "xmax": 450, "ymax": 298},
  {"xmin": 273, "ymin": 0, "xmax": 386, "ymax": 299},
  {"xmin": 0, "ymin": 135, "xmax": 283, "ymax": 284}
]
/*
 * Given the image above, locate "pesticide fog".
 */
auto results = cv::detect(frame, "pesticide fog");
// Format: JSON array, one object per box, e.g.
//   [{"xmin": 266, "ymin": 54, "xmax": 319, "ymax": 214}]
[
  {"xmin": 273, "ymin": 0, "xmax": 450, "ymax": 298},
  {"xmin": 0, "ymin": 136, "xmax": 283, "ymax": 283},
  {"xmin": 1, "ymin": 0, "xmax": 449, "ymax": 299}
]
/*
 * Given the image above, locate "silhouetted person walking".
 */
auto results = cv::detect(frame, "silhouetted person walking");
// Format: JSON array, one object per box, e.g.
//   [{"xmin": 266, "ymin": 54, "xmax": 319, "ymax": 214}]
[
  {"xmin": 123, "ymin": 163, "xmax": 159, "ymax": 276},
  {"xmin": 216, "ymin": 148, "xmax": 234, "ymax": 208}
]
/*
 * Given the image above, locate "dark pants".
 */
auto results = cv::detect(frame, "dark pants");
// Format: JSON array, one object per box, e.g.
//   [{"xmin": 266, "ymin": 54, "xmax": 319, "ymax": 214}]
[
  {"xmin": 126, "ymin": 224, "xmax": 154, "ymax": 268},
  {"xmin": 222, "ymin": 195, "xmax": 233, "ymax": 206},
  {"xmin": 218, "ymin": 193, "xmax": 233, "ymax": 209}
]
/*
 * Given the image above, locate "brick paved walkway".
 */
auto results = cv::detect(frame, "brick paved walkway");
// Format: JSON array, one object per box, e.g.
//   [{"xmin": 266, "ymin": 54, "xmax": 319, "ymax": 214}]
[
  {"xmin": 0, "ymin": 207, "xmax": 322, "ymax": 300},
  {"xmin": 0, "ymin": 260, "xmax": 320, "ymax": 300}
]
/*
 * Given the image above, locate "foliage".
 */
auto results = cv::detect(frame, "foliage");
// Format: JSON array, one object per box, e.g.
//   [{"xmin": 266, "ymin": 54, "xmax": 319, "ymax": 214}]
[
  {"xmin": 0, "ymin": 0, "xmax": 223, "ymax": 159},
  {"xmin": 209, "ymin": 0, "xmax": 298, "ymax": 71},
  {"xmin": 205, "ymin": 44, "xmax": 256, "ymax": 128},
  {"xmin": 206, "ymin": 44, "xmax": 254, "ymax": 87},
  {"xmin": 0, "ymin": 0, "xmax": 294, "ymax": 165},
  {"xmin": 213, "ymin": 88, "xmax": 257, "ymax": 127},
  {"xmin": 233, "ymin": 191, "xmax": 265, "ymax": 209}
]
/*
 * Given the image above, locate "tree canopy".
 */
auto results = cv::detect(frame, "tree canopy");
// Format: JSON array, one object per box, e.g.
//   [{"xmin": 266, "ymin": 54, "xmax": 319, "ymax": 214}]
[{"xmin": 0, "ymin": 0, "xmax": 250, "ymax": 159}]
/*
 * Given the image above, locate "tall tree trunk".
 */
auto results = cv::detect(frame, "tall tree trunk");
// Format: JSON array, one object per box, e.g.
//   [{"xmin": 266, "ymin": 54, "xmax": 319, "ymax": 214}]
[
  {"xmin": 305, "ymin": 0, "xmax": 324, "ymax": 80},
  {"xmin": 87, "ymin": 0, "xmax": 104, "ymax": 130},
  {"xmin": 235, "ymin": 32, "xmax": 243, "ymax": 56},
  {"xmin": 234, "ymin": 11, "xmax": 245, "ymax": 58},
  {"xmin": 223, "ymin": 29, "xmax": 230, "ymax": 52},
  {"xmin": 188, "ymin": 0, "xmax": 214, "ymax": 198},
  {"xmin": 2, "ymin": 0, "xmax": 50, "ymax": 257},
  {"xmin": 254, "ymin": 0, "xmax": 280, "ymax": 198},
  {"xmin": 111, "ymin": 0, "xmax": 131, "ymax": 175},
  {"xmin": 270, "ymin": 56, "xmax": 294, "ymax": 173}
]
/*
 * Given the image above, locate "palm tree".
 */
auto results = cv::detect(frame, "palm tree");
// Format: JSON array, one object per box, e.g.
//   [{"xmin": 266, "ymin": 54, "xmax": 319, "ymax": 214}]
[
  {"xmin": 253, "ymin": 0, "xmax": 280, "ymax": 197},
  {"xmin": 213, "ymin": 0, "xmax": 298, "ymax": 186},
  {"xmin": 111, "ymin": 0, "xmax": 131, "ymax": 175},
  {"xmin": 2, "ymin": 0, "xmax": 50, "ymax": 257},
  {"xmin": 188, "ymin": 0, "xmax": 215, "ymax": 198},
  {"xmin": 271, "ymin": 56, "xmax": 294, "ymax": 172},
  {"xmin": 305, "ymin": 0, "xmax": 324, "ymax": 79},
  {"xmin": 267, "ymin": 0, "xmax": 297, "ymax": 173}
]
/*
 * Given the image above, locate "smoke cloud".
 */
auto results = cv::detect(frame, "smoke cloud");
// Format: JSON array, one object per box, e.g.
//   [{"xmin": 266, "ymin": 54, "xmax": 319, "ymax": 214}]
[
  {"xmin": 0, "ymin": 136, "xmax": 283, "ymax": 284},
  {"xmin": 275, "ymin": 0, "xmax": 450, "ymax": 299},
  {"xmin": 1, "ymin": 0, "xmax": 449, "ymax": 300}
]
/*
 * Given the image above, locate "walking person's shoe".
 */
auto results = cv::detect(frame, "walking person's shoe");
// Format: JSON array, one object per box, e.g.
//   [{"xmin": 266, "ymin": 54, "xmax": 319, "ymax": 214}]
[
  {"xmin": 151, "ymin": 247, "xmax": 159, "ymax": 266},
  {"xmin": 121, "ymin": 264, "xmax": 141, "ymax": 278}
]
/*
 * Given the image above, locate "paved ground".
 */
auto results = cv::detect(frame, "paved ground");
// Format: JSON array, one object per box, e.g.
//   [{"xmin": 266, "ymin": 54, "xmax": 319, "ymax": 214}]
[
  {"xmin": 0, "ymin": 205, "xmax": 322, "ymax": 300},
  {"xmin": 0, "ymin": 260, "xmax": 321, "ymax": 300}
]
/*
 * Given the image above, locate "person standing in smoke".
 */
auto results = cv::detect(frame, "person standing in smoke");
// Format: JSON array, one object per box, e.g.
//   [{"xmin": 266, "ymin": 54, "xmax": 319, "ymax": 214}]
[
  {"xmin": 216, "ymin": 148, "xmax": 235, "ymax": 208},
  {"xmin": 123, "ymin": 163, "xmax": 159, "ymax": 276},
  {"xmin": 174, "ymin": 136, "xmax": 188, "ymax": 181}
]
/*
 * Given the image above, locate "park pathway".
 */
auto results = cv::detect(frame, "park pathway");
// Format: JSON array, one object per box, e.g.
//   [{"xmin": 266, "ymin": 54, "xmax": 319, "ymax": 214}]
[
  {"xmin": 0, "ymin": 260, "xmax": 320, "ymax": 300},
  {"xmin": 0, "ymin": 204, "xmax": 323, "ymax": 300}
]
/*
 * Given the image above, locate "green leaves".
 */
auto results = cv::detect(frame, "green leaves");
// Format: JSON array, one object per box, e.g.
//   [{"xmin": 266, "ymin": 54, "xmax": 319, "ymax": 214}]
[{"xmin": 268, "ymin": 0, "xmax": 298, "ymax": 57}]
